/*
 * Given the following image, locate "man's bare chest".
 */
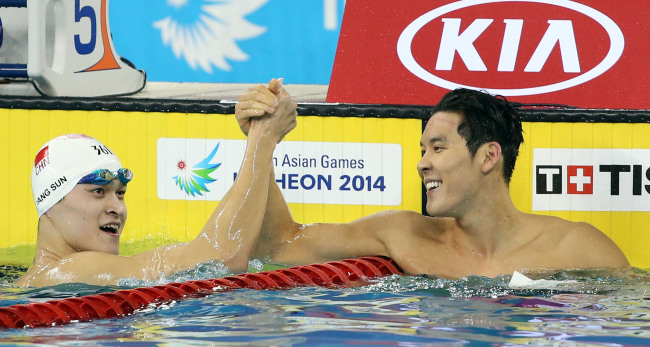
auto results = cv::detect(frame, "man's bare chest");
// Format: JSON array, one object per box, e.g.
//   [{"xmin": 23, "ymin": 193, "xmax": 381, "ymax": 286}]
[{"xmin": 388, "ymin": 239, "xmax": 562, "ymax": 278}]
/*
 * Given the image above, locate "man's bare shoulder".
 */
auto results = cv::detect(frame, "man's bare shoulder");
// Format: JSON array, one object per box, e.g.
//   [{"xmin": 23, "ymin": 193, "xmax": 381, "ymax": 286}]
[
  {"xmin": 16, "ymin": 251, "xmax": 147, "ymax": 287},
  {"xmin": 526, "ymin": 214, "xmax": 629, "ymax": 270},
  {"xmin": 365, "ymin": 210, "xmax": 451, "ymax": 248},
  {"xmin": 367, "ymin": 210, "xmax": 447, "ymax": 234}
]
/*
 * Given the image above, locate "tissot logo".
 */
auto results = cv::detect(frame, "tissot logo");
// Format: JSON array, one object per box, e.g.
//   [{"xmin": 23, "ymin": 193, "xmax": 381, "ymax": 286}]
[
  {"xmin": 536, "ymin": 164, "xmax": 650, "ymax": 197},
  {"xmin": 567, "ymin": 165, "xmax": 593, "ymax": 194},
  {"xmin": 537, "ymin": 165, "xmax": 596, "ymax": 195},
  {"xmin": 396, "ymin": 0, "xmax": 624, "ymax": 96},
  {"xmin": 535, "ymin": 165, "xmax": 562, "ymax": 194},
  {"xmin": 533, "ymin": 149, "xmax": 650, "ymax": 212}
]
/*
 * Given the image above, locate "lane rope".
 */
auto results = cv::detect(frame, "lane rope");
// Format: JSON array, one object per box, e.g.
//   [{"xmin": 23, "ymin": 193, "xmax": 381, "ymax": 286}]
[{"xmin": 0, "ymin": 256, "xmax": 402, "ymax": 329}]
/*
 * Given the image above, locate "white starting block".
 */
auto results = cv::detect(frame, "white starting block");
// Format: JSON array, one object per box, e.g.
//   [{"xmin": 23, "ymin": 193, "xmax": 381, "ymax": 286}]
[{"xmin": 0, "ymin": 0, "xmax": 146, "ymax": 97}]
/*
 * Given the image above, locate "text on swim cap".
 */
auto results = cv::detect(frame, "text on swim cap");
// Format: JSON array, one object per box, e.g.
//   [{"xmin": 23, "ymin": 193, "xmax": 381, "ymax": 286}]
[
  {"xmin": 91, "ymin": 145, "xmax": 113, "ymax": 156},
  {"xmin": 34, "ymin": 146, "xmax": 50, "ymax": 176},
  {"xmin": 35, "ymin": 176, "xmax": 68, "ymax": 206}
]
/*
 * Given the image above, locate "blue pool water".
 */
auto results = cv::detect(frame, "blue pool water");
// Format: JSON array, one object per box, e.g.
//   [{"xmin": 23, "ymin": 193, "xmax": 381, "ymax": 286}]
[{"xmin": 1, "ymin": 263, "xmax": 649, "ymax": 346}]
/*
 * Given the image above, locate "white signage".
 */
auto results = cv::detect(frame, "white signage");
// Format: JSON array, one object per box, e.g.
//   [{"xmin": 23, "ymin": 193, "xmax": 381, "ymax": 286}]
[
  {"xmin": 532, "ymin": 148, "xmax": 650, "ymax": 211},
  {"xmin": 157, "ymin": 138, "xmax": 402, "ymax": 205}
]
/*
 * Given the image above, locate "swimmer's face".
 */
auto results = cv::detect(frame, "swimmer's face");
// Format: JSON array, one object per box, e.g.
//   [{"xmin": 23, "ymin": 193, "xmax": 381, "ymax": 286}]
[
  {"xmin": 418, "ymin": 111, "xmax": 484, "ymax": 217},
  {"xmin": 45, "ymin": 179, "xmax": 128, "ymax": 255}
]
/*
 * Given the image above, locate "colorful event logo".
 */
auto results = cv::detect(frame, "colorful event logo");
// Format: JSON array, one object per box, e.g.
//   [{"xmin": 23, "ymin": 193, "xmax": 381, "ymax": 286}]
[
  {"xmin": 153, "ymin": 0, "xmax": 268, "ymax": 73},
  {"xmin": 157, "ymin": 138, "xmax": 402, "ymax": 204},
  {"xmin": 173, "ymin": 143, "xmax": 222, "ymax": 197}
]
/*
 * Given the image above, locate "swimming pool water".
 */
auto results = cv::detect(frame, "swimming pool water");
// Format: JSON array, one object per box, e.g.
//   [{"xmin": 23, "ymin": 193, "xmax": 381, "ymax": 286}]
[{"xmin": 1, "ymin": 264, "xmax": 649, "ymax": 346}]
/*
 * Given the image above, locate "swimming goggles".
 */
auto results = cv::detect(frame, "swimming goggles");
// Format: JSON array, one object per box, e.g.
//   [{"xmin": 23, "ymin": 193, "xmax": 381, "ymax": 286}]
[{"xmin": 78, "ymin": 168, "xmax": 133, "ymax": 185}]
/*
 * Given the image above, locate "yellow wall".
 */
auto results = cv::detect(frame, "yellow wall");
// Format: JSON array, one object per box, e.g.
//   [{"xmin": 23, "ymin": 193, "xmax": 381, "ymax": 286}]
[
  {"xmin": 511, "ymin": 122, "xmax": 650, "ymax": 269},
  {"xmin": 0, "ymin": 108, "xmax": 422, "ymax": 264},
  {"xmin": 1, "ymin": 108, "xmax": 648, "ymax": 269}
]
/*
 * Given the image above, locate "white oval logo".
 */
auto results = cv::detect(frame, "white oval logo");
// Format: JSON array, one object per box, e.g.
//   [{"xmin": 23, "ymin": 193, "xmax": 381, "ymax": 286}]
[{"xmin": 396, "ymin": 0, "xmax": 624, "ymax": 96}]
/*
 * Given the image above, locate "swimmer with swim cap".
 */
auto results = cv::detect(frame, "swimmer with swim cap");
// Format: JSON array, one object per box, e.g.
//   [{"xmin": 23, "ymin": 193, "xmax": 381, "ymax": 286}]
[
  {"xmin": 27, "ymin": 134, "xmax": 132, "ymax": 257},
  {"xmin": 17, "ymin": 78, "xmax": 298, "ymax": 287},
  {"xmin": 31, "ymin": 134, "xmax": 132, "ymax": 217}
]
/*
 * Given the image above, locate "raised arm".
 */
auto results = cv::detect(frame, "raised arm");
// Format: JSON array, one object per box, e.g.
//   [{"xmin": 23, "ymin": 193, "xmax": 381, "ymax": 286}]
[
  {"xmin": 235, "ymin": 79, "xmax": 396, "ymax": 265},
  {"xmin": 235, "ymin": 79, "xmax": 300, "ymax": 258},
  {"xmin": 177, "ymin": 100, "xmax": 296, "ymax": 261},
  {"xmin": 18, "ymin": 91, "xmax": 297, "ymax": 287},
  {"xmin": 134, "ymin": 89, "xmax": 298, "ymax": 275}
]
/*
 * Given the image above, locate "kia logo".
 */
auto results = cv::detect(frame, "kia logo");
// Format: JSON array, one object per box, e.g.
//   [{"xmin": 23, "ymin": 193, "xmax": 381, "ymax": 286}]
[{"xmin": 397, "ymin": 0, "xmax": 624, "ymax": 96}]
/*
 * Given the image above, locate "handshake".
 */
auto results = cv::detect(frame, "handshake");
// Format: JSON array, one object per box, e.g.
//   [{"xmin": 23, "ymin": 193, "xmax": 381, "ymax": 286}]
[{"xmin": 235, "ymin": 78, "xmax": 298, "ymax": 143}]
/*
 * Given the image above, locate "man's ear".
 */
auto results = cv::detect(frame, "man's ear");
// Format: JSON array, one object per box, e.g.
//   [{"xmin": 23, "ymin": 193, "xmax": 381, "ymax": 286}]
[{"xmin": 480, "ymin": 141, "xmax": 502, "ymax": 174}]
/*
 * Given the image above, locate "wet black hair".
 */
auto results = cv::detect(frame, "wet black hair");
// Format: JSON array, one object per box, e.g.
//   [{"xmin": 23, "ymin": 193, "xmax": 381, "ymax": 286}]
[{"xmin": 431, "ymin": 88, "xmax": 524, "ymax": 184}]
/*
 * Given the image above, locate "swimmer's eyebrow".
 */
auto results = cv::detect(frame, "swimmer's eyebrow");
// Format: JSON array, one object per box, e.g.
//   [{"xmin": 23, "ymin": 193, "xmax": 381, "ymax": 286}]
[{"xmin": 420, "ymin": 136, "xmax": 448, "ymax": 147}]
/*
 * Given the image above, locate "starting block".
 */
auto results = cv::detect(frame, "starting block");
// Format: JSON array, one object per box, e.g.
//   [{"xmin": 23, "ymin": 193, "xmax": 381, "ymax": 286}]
[{"xmin": 0, "ymin": 0, "xmax": 146, "ymax": 97}]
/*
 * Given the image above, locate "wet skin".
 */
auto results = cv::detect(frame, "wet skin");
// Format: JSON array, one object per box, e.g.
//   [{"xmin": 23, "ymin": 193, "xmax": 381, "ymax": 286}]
[{"xmin": 43, "ymin": 180, "xmax": 127, "ymax": 256}]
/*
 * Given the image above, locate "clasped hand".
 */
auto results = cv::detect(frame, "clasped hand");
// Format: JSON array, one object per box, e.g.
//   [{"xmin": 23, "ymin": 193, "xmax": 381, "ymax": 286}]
[{"xmin": 235, "ymin": 78, "xmax": 298, "ymax": 142}]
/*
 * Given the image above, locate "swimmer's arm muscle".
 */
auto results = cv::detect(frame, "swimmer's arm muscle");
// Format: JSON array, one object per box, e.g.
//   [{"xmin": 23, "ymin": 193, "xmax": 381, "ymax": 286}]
[
  {"xmin": 39, "ymin": 130, "xmax": 279, "ymax": 286},
  {"xmin": 257, "ymin": 207, "xmax": 411, "ymax": 265},
  {"xmin": 90, "ymin": 95, "xmax": 295, "ymax": 282},
  {"xmin": 557, "ymin": 222, "xmax": 630, "ymax": 270},
  {"xmin": 153, "ymin": 95, "xmax": 296, "ymax": 274}
]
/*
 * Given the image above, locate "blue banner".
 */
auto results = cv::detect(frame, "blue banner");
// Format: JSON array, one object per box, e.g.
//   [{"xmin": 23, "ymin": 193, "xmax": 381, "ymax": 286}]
[{"xmin": 109, "ymin": 0, "xmax": 344, "ymax": 84}]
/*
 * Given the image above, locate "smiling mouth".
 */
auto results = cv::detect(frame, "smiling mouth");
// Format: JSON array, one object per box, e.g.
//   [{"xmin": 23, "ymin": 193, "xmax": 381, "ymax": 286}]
[
  {"xmin": 100, "ymin": 224, "xmax": 119, "ymax": 235},
  {"xmin": 425, "ymin": 181, "xmax": 441, "ymax": 191}
]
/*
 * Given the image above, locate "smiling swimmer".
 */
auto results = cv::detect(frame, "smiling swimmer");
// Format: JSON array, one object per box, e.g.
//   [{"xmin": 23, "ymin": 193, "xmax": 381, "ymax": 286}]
[
  {"xmin": 31, "ymin": 134, "xmax": 131, "ymax": 219},
  {"xmin": 17, "ymin": 82, "xmax": 297, "ymax": 287}
]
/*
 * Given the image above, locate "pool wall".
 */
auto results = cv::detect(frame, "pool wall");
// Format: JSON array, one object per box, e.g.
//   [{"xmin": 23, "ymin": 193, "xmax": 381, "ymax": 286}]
[{"xmin": 1, "ymin": 93, "xmax": 648, "ymax": 268}]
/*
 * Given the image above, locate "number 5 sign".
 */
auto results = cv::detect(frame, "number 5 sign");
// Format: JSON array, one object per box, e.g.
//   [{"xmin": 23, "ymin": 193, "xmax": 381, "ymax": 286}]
[{"xmin": 0, "ymin": 0, "xmax": 146, "ymax": 97}]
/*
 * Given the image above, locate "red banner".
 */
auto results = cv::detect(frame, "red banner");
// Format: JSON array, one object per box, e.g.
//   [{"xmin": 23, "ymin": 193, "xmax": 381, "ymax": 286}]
[{"xmin": 327, "ymin": 0, "xmax": 650, "ymax": 109}]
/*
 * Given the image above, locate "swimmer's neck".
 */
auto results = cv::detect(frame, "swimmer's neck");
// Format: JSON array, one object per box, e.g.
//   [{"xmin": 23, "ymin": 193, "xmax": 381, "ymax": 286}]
[
  {"xmin": 32, "ymin": 218, "xmax": 90, "ymax": 266},
  {"xmin": 450, "ymin": 188, "xmax": 524, "ymax": 257}
]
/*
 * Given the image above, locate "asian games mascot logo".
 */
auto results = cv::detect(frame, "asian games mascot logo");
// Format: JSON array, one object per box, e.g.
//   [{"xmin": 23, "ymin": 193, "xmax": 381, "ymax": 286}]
[{"xmin": 153, "ymin": 0, "xmax": 268, "ymax": 73}]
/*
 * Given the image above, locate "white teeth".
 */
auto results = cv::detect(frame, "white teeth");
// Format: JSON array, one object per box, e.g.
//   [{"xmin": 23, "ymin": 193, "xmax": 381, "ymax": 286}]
[
  {"xmin": 101, "ymin": 224, "xmax": 119, "ymax": 232},
  {"xmin": 425, "ymin": 181, "xmax": 441, "ymax": 190}
]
